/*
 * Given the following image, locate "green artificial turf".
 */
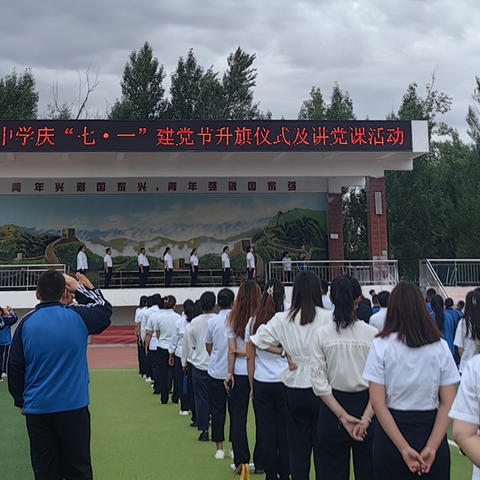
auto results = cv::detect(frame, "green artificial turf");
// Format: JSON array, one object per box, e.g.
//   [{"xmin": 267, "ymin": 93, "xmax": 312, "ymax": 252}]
[{"xmin": 0, "ymin": 369, "xmax": 475, "ymax": 479}]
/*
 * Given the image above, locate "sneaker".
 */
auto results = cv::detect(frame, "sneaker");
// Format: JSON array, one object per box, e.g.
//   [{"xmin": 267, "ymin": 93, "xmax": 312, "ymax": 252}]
[
  {"xmin": 142, "ymin": 374, "xmax": 146, "ymax": 379},
  {"xmin": 0, "ymin": 378, "xmax": 3, "ymax": 382},
  {"xmin": 214, "ymin": 449, "xmax": 225, "ymax": 460},
  {"xmin": 145, "ymin": 377, "xmax": 152, "ymax": 382},
  {"xmin": 190, "ymin": 421, "xmax": 197, "ymax": 428},
  {"xmin": 179, "ymin": 410, "xmax": 189, "ymax": 416},
  {"xmin": 198, "ymin": 431, "xmax": 209, "ymax": 442},
  {"xmin": 229, "ymin": 449, "xmax": 234, "ymax": 459},
  {"xmin": 1, "ymin": 373, "xmax": 7, "ymax": 378},
  {"xmin": 254, "ymin": 468, "xmax": 265, "ymax": 475}
]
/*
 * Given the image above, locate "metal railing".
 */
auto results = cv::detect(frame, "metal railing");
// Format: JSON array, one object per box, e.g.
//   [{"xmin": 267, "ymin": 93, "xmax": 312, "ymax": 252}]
[
  {"xmin": 268, "ymin": 260, "xmax": 398, "ymax": 286},
  {"xmin": 420, "ymin": 259, "xmax": 480, "ymax": 288},
  {"xmin": 0, "ymin": 264, "xmax": 69, "ymax": 290},
  {"xmin": 418, "ymin": 259, "xmax": 449, "ymax": 299}
]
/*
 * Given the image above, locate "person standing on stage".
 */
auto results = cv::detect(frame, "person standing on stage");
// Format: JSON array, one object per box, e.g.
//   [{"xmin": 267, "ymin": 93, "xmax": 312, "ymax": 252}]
[
  {"xmin": 76, "ymin": 245, "xmax": 88, "ymax": 275},
  {"xmin": 8, "ymin": 271, "xmax": 112, "ymax": 480},
  {"xmin": 164, "ymin": 247, "xmax": 173, "ymax": 288},
  {"xmin": 144, "ymin": 294, "xmax": 163, "ymax": 394},
  {"xmin": 221, "ymin": 246, "xmax": 231, "ymax": 287},
  {"xmin": 282, "ymin": 251, "xmax": 292, "ymax": 284},
  {"xmin": 103, "ymin": 248, "xmax": 113, "ymax": 288},
  {"xmin": 363, "ymin": 282, "xmax": 459, "ymax": 479},
  {"xmin": 246, "ymin": 246, "xmax": 256, "ymax": 280},
  {"xmin": 190, "ymin": 249, "xmax": 199, "ymax": 287},
  {"xmin": 138, "ymin": 248, "xmax": 149, "ymax": 287},
  {"xmin": 0, "ymin": 306, "xmax": 18, "ymax": 382},
  {"xmin": 134, "ymin": 296, "xmax": 149, "ymax": 379}
]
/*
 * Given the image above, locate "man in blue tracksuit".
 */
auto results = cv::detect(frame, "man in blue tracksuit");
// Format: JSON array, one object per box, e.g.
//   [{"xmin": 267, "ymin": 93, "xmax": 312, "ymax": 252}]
[
  {"xmin": 0, "ymin": 306, "xmax": 18, "ymax": 381},
  {"xmin": 8, "ymin": 270, "xmax": 112, "ymax": 480}
]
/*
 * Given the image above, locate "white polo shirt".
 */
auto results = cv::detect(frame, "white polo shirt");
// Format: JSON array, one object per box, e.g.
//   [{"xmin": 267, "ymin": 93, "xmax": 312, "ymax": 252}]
[
  {"xmin": 104, "ymin": 254, "xmax": 113, "ymax": 267},
  {"xmin": 221, "ymin": 252, "xmax": 230, "ymax": 268},
  {"xmin": 164, "ymin": 253, "xmax": 173, "ymax": 269},
  {"xmin": 282, "ymin": 256, "xmax": 292, "ymax": 272},
  {"xmin": 138, "ymin": 253, "xmax": 149, "ymax": 267},
  {"xmin": 227, "ymin": 324, "xmax": 248, "ymax": 376},
  {"xmin": 191, "ymin": 255, "xmax": 199, "ymax": 266},
  {"xmin": 155, "ymin": 309, "xmax": 181, "ymax": 350},
  {"xmin": 454, "ymin": 318, "xmax": 478, "ymax": 374},
  {"xmin": 77, "ymin": 251, "xmax": 88, "ymax": 270},
  {"xmin": 246, "ymin": 251, "xmax": 255, "ymax": 269},
  {"xmin": 369, "ymin": 308, "xmax": 387, "ymax": 332},
  {"xmin": 183, "ymin": 313, "xmax": 216, "ymax": 371},
  {"xmin": 205, "ymin": 309, "xmax": 231, "ymax": 380}
]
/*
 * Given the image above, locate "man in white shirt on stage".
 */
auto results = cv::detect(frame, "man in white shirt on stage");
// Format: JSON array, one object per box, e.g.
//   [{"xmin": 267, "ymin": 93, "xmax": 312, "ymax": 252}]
[
  {"xmin": 76, "ymin": 245, "xmax": 88, "ymax": 275},
  {"xmin": 246, "ymin": 246, "xmax": 256, "ymax": 280},
  {"xmin": 138, "ymin": 248, "xmax": 150, "ymax": 288},
  {"xmin": 104, "ymin": 248, "xmax": 113, "ymax": 288}
]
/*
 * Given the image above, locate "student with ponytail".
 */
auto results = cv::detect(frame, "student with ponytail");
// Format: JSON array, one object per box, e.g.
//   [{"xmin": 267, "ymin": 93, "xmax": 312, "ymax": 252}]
[
  {"xmin": 163, "ymin": 247, "xmax": 173, "ymax": 288},
  {"xmin": 431, "ymin": 294, "xmax": 457, "ymax": 356},
  {"xmin": 310, "ymin": 274, "xmax": 378, "ymax": 480},
  {"xmin": 246, "ymin": 279, "xmax": 290, "ymax": 480}
]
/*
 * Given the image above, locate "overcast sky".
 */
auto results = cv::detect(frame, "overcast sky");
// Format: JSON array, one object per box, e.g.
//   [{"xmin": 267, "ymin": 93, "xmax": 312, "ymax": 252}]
[{"xmin": 0, "ymin": 0, "xmax": 478, "ymax": 140}]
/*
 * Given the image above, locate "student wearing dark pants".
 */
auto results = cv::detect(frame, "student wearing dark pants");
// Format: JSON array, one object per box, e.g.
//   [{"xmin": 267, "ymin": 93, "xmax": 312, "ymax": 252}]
[
  {"xmin": 157, "ymin": 347, "xmax": 170, "ymax": 403},
  {"xmin": 163, "ymin": 247, "xmax": 173, "ymax": 288},
  {"xmin": 221, "ymin": 246, "xmax": 231, "ymax": 286},
  {"xmin": 144, "ymin": 295, "xmax": 164, "ymax": 393},
  {"xmin": 186, "ymin": 362, "xmax": 196, "ymax": 424},
  {"xmin": 250, "ymin": 271, "xmax": 333, "ymax": 479},
  {"xmin": 138, "ymin": 248, "xmax": 150, "ymax": 287},
  {"xmin": 192, "ymin": 366, "xmax": 210, "ymax": 434},
  {"xmin": 103, "ymin": 248, "xmax": 113, "ymax": 288},
  {"xmin": 190, "ymin": 249, "xmax": 199, "ymax": 287}
]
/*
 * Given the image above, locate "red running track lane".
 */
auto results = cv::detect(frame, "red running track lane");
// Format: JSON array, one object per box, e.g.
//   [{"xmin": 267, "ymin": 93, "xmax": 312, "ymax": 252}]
[{"xmin": 87, "ymin": 345, "xmax": 139, "ymax": 369}]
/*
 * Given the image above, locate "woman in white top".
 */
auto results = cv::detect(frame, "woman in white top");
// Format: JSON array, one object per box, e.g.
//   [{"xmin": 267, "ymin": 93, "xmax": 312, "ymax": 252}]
[
  {"xmin": 449, "ymin": 353, "xmax": 480, "ymax": 480},
  {"xmin": 246, "ymin": 279, "xmax": 290, "ymax": 480},
  {"xmin": 163, "ymin": 247, "xmax": 174, "ymax": 288},
  {"xmin": 190, "ymin": 249, "xmax": 199, "ymax": 287},
  {"xmin": 246, "ymin": 246, "xmax": 256, "ymax": 280},
  {"xmin": 76, "ymin": 245, "xmax": 88, "ymax": 275},
  {"xmin": 363, "ymin": 282, "xmax": 460, "ymax": 479},
  {"xmin": 155, "ymin": 295, "xmax": 180, "ymax": 404},
  {"xmin": 169, "ymin": 299, "xmax": 194, "ymax": 414},
  {"xmin": 311, "ymin": 275, "xmax": 378, "ymax": 480},
  {"xmin": 250, "ymin": 271, "xmax": 333, "ymax": 480},
  {"xmin": 454, "ymin": 290, "xmax": 480, "ymax": 375},
  {"xmin": 282, "ymin": 251, "xmax": 292, "ymax": 284},
  {"xmin": 205, "ymin": 288, "xmax": 235, "ymax": 459},
  {"xmin": 221, "ymin": 246, "xmax": 230, "ymax": 286},
  {"xmin": 134, "ymin": 295, "xmax": 148, "ymax": 378},
  {"xmin": 225, "ymin": 280, "xmax": 262, "ymax": 470}
]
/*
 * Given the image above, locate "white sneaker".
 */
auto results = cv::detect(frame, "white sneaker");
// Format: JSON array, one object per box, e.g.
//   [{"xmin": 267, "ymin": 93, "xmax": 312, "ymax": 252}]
[
  {"xmin": 142, "ymin": 374, "xmax": 146, "ymax": 379},
  {"xmin": 0, "ymin": 378, "xmax": 3, "ymax": 382},
  {"xmin": 215, "ymin": 449, "xmax": 225, "ymax": 460},
  {"xmin": 229, "ymin": 449, "xmax": 234, "ymax": 459},
  {"xmin": 1, "ymin": 373, "xmax": 7, "ymax": 378},
  {"xmin": 179, "ymin": 410, "xmax": 189, "ymax": 416},
  {"xmin": 145, "ymin": 377, "xmax": 152, "ymax": 382}
]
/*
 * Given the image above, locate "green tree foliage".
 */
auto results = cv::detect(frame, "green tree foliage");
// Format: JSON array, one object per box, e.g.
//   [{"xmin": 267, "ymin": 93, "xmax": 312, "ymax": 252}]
[
  {"xmin": 342, "ymin": 187, "xmax": 368, "ymax": 260},
  {"xmin": 110, "ymin": 42, "xmax": 166, "ymax": 120},
  {"xmin": 325, "ymin": 82, "xmax": 356, "ymax": 120},
  {"xmin": 0, "ymin": 68, "xmax": 39, "ymax": 119},
  {"xmin": 466, "ymin": 76, "xmax": 480, "ymax": 144},
  {"xmin": 298, "ymin": 87, "xmax": 326, "ymax": 120}
]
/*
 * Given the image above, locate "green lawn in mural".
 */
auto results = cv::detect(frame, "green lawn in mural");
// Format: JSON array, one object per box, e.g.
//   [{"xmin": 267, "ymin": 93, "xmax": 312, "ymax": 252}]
[{"xmin": 0, "ymin": 194, "xmax": 327, "ymax": 272}]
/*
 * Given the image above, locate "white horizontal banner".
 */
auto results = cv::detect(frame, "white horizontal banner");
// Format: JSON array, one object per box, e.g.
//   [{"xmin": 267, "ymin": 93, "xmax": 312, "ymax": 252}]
[{"xmin": 0, "ymin": 177, "xmax": 327, "ymax": 195}]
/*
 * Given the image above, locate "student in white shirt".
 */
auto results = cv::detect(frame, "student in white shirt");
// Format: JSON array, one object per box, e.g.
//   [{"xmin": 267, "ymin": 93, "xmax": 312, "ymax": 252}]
[
  {"xmin": 246, "ymin": 246, "xmax": 256, "ymax": 280},
  {"xmin": 134, "ymin": 295, "xmax": 148, "ymax": 378},
  {"xmin": 76, "ymin": 245, "xmax": 88, "ymax": 275},
  {"xmin": 449, "ymin": 353, "xmax": 480, "ymax": 480},
  {"xmin": 226, "ymin": 280, "xmax": 262, "ymax": 471},
  {"xmin": 250, "ymin": 271, "xmax": 333, "ymax": 480},
  {"xmin": 369, "ymin": 290, "xmax": 390, "ymax": 332},
  {"xmin": 205, "ymin": 288, "xmax": 234, "ymax": 459},
  {"xmin": 190, "ymin": 249, "xmax": 199, "ymax": 287},
  {"xmin": 104, "ymin": 248, "xmax": 113, "ymax": 288},
  {"xmin": 246, "ymin": 279, "xmax": 290, "ymax": 480},
  {"xmin": 282, "ymin": 251, "xmax": 292, "ymax": 284},
  {"xmin": 138, "ymin": 248, "xmax": 150, "ymax": 287},
  {"xmin": 163, "ymin": 247, "xmax": 174, "ymax": 288},
  {"xmin": 321, "ymin": 279, "xmax": 334, "ymax": 310},
  {"xmin": 311, "ymin": 275, "xmax": 378, "ymax": 480},
  {"xmin": 144, "ymin": 294, "xmax": 164, "ymax": 394},
  {"xmin": 140, "ymin": 296, "xmax": 154, "ymax": 382},
  {"xmin": 221, "ymin": 246, "xmax": 231, "ymax": 286},
  {"xmin": 154, "ymin": 295, "xmax": 180, "ymax": 404},
  {"xmin": 454, "ymin": 290, "xmax": 480, "ymax": 375},
  {"xmin": 363, "ymin": 282, "xmax": 459, "ymax": 479},
  {"xmin": 183, "ymin": 292, "xmax": 217, "ymax": 441}
]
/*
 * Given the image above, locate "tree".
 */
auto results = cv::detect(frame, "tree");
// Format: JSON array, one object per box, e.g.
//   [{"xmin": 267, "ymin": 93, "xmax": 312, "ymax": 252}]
[
  {"xmin": 466, "ymin": 76, "xmax": 480, "ymax": 144},
  {"xmin": 110, "ymin": 42, "xmax": 166, "ymax": 120},
  {"xmin": 0, "ymin": 68, "xmax": 39, "ymax": 119},
  {"xmin": 298, "ymin": 86, "xmax": 326, "ymax": 120},
  {"xmin": 325, "ymin": 82, "xmax": 356, "ymax": 120},
  {"xmin": 342, "ymin": 187, "xmax": 368, "ymax": 260},
  {"xmin": 223, "ymin": 47, "xmax": 259, "ymax": 120}
]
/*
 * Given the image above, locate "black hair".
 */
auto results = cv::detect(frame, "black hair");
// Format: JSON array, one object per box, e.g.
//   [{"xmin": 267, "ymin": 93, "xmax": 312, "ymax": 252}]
[
  {"xmin": 37, "ymin": 270, "xmax": 66, "ymax": 302},
  {"xmin": 321, "ymin": 279, "xmax": 329, "ymax": 295},
  {"xmin": 289, "ymin": 271, "xmax": 323, "ymax": 325},
  {"xmin": 163, "ymin": 247, "xmax": 171, "ymax": 257},
  {"xmin": 377, "ymin": 291, "xmax": 390, "ymax": 308},
  {"xmin": 445, "ymin": 298, "xmax": 454, "ymax": 309},
  {"xmin": 252, "ymin": 279, "xmax": 285, "ymax": 335},
  {"xmin": 362, "ymin": 297, "xmax": 371, "ymax": 307},
  {"xmin": 106, "ymin": 247, "xmax": 111, "ymax": 254},
  {"xmin": 139, "ymin": 295, "xmax": 148, "ymax": 307},
  {"xmin": 463, "ymin": 291, "xmax": 480, "ymax": 342},
  {"xmin": 223, "ymin": 246, "xmax": 229, "ymax": 253},
  {"xmin": 164, "ymin": 295, "xmax": 176, "ymax": 309},
  {"xmin": 185, "ymin": 300, "xmax": 202, "ymax": 322},
  {"xmin": 218, "ymin": 288, "xmax": 235, "ymax": 309},
  {"xmin": 372, "ymin": 294, "xmax": 379, "ymax": 304},
  {"xmin": 431, "ymin": 295, "xmax": 445, "ymax": 331},
  {"xmin": 140, "ymin": 247, "xmax": 145, "ymax": 253},
  {"xmin": 146, "ymin": 295, "xmax": 154, "ymax": 308},
  {"xmin": 191, "ymin": 249, "xmax": 197, "ymax": 256},
  {"xmin": 283, "ymin": 251, "xmax": 289, "ymax": 257},
  {"xmin": 330, "ymin": 275, "xmax": 362, "ymax": 332},
  {"xmin": 200, "ymin": 291, "xmax": 216, "ymax": 312},
  {"xmin": 78, "ymin": 245, "xmax": 85, "ymax": 252},
  {"xmin": 152, "ymin": 293, "xmax": 163, "ymax": 307},
  {"xmin": 183, "ymin": 299, "xmax": 194, "ymax": 310},
  {"xmin": 426, "ymin": 288, "xmax": 437, "ymax": 299}
]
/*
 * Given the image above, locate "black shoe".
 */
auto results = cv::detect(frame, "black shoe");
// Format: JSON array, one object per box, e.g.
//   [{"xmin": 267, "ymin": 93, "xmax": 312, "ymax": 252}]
[
  {"xmin": 198, "ymin": 431, "xmax": 209, "ymax": 441},
  {"xmin": 254, "ymin": 469, "xmax": 265, "ymax": 475},
  {"xmin": 190, "ymin": 421, "xmax": 197, "ymax": 428},
  {"xmin": 152, "ymin": 392, "xmax": 160, "ymax": 395}
]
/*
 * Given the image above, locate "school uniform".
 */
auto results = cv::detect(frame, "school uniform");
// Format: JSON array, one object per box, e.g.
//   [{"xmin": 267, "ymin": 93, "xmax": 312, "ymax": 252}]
[
  {"xmin": 250, "ymin": 307, "xmax": 333, "ymax": 479},
  {"xmin": 449, "ymin": 354, "xmax": 480, "ymax": 480},
  {"xmin": 363, "ymin": 334, "xmax": 460, "ymax": 479},
  {"xmin": 454, "ymin": 318, "xmax": 477, "ymax": 374},
  {"xmin": 169, "ymin": 314, "xmax": 189, "ymax": 409},
  {"xmin": 138, "ymin": 253, "xmax": 150, "ymax": 287},
  {"xmin": 282, "ymin": 256, "xmax": 292, "ymax": 283},
  {"xmin": 182, "ymin": 313, "xmax": 216, "ymax": 432},
  {"xmin": 154, "ymin": 309, "xmax": 180, "ymax": 404},
  {"xmin": 181, "ymin": 323, "xmax": 196, "ymax": 423},
  {"xmin": 432, "ymin": 310, "xmax": 458, "ymax": 356},
  {"xmin": 205, "ymin": 309, "xmax": 231, "ymax": 443},
  {"xmin": 246, "ymin": 252, "xmax": 255, "ymax": 280},
  {"xmin": 311, "ymin": 320, "xmax": 378, "ymax": 480},
  {"xmin": 221, "ymin": 253, "xmax": 230, "ymax": 286},
  {"xmin": 0, "ymin": 310, "xmax": 18, "ymax": 375},
  {"xmin": 369, "ymin": 307, "xmax": 387, "ymax": 332},
  {"xmin": 190, "ymin": 255, "xmax": 199, "ymax": 287},
  {"xmin": 321, "ymin": 294, "xmax": 334, "ymax": 310},
  {"xmin": 246, "ymin": 317, "xmax": 290, "ymax": 480},
  {"xmin": 76, "ymin": 251, "xmax": 88, "ymax": 274},
  {"xmin": 145, "ymin": 306, "xmax": 161, "ymax": 393},
  {"xmin": 104, "ymin": 254, "xmax": 113, "ymax": 288},
  {"xmin": 134, "ymin": 307, "xmax": 147, "ymax": 375},
  {"xmin": 164, "ymin": 253, "xmax": 173, "ymax": 287}
]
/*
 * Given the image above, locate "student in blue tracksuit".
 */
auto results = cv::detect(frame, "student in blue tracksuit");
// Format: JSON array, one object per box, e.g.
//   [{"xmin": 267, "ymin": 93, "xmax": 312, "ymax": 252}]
[
  {"xmin": 0, "ymin": 306, "xmax": 18, "ymax": 381},
  {"xmin": 8, "ymin": 271, "xmax": 112, "ymax": 480}
]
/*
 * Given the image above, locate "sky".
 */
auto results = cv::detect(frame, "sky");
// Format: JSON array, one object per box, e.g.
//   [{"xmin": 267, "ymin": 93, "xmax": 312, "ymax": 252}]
[{"xmin": 0, "ymin": 0, "xmax": 479, "ymax": 140}]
